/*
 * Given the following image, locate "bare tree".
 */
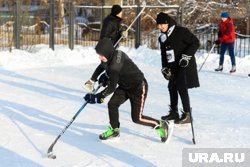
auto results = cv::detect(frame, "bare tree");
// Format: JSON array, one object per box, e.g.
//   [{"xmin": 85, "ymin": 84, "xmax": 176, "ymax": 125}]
[{"xmin": 58, "ymin": 0, "xmax": 64, "ymax": 33}]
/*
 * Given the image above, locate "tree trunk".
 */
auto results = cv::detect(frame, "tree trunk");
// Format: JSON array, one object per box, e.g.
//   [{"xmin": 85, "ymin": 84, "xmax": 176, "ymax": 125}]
[
  {"xmin": 58, "ymin": 0, "xmax": 64, "ymax": 34},
  {"xmin": 248, "ymin": 0, "xmax": 250, "ymax": 35}
]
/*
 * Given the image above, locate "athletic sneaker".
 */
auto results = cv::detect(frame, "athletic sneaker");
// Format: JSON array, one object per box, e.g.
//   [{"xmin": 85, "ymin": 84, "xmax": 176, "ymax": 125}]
[
  {"xmin": 155, "ymin": 120, "xmax": 169, "ymax": 142},
  {"xmin": 99, "ymin": 126, "xmax": 120, "ymax": 140}
]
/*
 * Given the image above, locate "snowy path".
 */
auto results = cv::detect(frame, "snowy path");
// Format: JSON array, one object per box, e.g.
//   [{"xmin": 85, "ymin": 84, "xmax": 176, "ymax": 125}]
[
  {"xmin": 0, "ymin": 45, "xmax": 250, "ymax": 166},
  {"xmin": 1, "ymin": 64, "xmax": 250, "ymax": 167}
]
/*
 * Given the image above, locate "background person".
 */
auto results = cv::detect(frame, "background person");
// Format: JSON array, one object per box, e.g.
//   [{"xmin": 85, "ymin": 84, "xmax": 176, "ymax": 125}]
[
  {"xmin": 83, "ymin": 5, "xmax": 127, "ymax": 93},
  {"xmin": 214, "ymin": 11, "xmax": 236, "ymax": 73}
]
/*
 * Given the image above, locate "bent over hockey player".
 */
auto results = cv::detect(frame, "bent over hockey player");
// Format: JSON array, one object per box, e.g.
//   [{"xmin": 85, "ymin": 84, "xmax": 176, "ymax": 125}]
[{"xmin": 84, "ymin": 38, "xmax": 173, "ymax": 142}]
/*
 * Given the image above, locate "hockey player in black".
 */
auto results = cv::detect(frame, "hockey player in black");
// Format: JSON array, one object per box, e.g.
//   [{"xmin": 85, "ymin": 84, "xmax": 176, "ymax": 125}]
[
  {"xmin": 156, "ymin": 12, "xmax": 200, "ymax": 124},
  {"xmin": 84, "ymin": 38, "xmax": 173, "ymax": 142}
]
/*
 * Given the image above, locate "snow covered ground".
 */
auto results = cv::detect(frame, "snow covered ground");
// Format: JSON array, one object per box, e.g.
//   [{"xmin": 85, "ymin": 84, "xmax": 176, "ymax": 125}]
[{"xmin": 0, "ymin": 45, "xmax": 250, "ymax": 167}]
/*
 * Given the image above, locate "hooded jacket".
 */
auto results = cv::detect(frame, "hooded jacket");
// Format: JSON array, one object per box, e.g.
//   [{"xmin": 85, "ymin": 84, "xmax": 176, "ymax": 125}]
[
  {"xmin": 95, "ymin": 38, "xmax": 144, "ymax": 97},
  {"xmin": 218, "ymin": 17, "xmax": 236, "ymax": 43},
  {"xmin": 158, "ymin": 16, "xmax": 200, "ymax": 89}
]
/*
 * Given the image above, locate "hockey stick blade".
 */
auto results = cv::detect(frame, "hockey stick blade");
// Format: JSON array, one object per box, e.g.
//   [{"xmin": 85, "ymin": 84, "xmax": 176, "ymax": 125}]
[
  {"xmin": 47, "ymin": 152, "xmax": 56, "ymax": 159},
  {"xmin": 142, "ymin": 0, "xmax": 146, "ymax": 7},
  {"xmin": 47, "ymin": 144, "xmax": 57, "ymax": 159},
  {"xmin": 46, "ymin": 84, "xmax": 102, "ymax": 159}
]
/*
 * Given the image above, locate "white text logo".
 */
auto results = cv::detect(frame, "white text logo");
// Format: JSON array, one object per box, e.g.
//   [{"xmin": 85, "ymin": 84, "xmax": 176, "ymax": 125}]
[{"xmin": 189, "ymin": 153, "xmax": 245, "ymax": 163}]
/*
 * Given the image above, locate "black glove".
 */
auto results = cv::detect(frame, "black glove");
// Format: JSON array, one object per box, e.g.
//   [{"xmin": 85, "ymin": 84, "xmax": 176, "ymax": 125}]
[
  {"xmin": 213, "ymin": 40, "xmax": 220, "ymax": 45},
  {"xmin": 161, "ymin": 67, "xmax": 173, "ymax": 80},
  {"xmin": 84, "ymin": 93, "xmax": 104, "ymax": 104},
  {"xmin": 84, "ymin": 93, "xmax": 95, "ymax": 104},
  {"xmin": 98, "ymin": 73, "xmax": 109, "ymax": 87},
  {"xmin": 95, "ymin": 93, "xmax": 105, "ymax": 103},
  {"xmin": 179, "ymin": 54, "xmax": 192, "ymax": 67}
]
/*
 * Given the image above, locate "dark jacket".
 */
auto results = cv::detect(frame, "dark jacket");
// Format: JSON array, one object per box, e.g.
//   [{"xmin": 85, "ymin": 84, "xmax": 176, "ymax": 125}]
[
  {"xmin": 94, "ymin": 39, "xmax": 144, "ymax": 97},
  {"xmin": 90, "ymin": 14, "xmax": 122, "ymax": 81},
  {"xmin": 218, "ymin": 17, "xmax": 236, "ymax": 43},
  {"xmin": 100, "ymin": 14, "xmax": 122, "ymax": 46},
  {"xmin": 159, "ymin": 19, "xmax": 200, "ymax": 89}
]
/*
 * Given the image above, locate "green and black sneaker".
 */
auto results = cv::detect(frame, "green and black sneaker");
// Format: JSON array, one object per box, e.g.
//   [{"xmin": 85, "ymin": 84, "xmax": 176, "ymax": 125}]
[
  {"xmin": 99, "ymin": 126, "xmax": 120, "ymax": 140},
  {"xmin": 155, "ymin": 120, "xmax": 174, "ymax": 143}
]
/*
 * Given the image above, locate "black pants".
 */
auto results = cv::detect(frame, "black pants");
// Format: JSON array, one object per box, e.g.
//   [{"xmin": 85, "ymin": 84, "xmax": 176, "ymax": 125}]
[
  {"xmin": 168, "ymin": 80, "xmax": 191, "ymax": 113},
  {"xmin": 108, "ymin": 79, "xmax": 159, "ymax": 129}
]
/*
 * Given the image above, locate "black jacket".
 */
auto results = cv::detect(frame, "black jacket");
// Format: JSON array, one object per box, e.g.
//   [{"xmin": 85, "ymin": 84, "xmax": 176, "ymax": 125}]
[
  {"xmin": 94, "ymin": 39, "xmax": 144, "ymax": 97},
  {"xmin": 159, "ymin": 23, "xmax": 200, "ymax": 89},
  {"xmin": 100, "ymin": 14, "xmax": 122, "ymax": 46}
]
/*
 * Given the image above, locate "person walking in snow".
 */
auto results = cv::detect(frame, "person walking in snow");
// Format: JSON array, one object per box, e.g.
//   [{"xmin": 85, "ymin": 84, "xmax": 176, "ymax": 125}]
[
  {"xmin": 214, "ymin": 11, "xmax": 236, "ymax": 73},
  {"xmin": 84, "ymin": 38, "xmax": 173, "ymax": 142},
  {"xmin": 156, "ymin": 12, "xmax": 200, "ymax": 124},
  {"xmin": 83, "ymin": 4, "xmax": 127, "ymax": 92}
]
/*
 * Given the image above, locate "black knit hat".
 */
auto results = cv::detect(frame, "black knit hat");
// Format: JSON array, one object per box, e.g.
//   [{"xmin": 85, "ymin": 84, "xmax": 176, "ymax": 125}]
[
  {"xmin": 111, "ymin": 5, "xmax": 122, "ymax": 16},
  {"xmin": 156, "ymin": 12, "xmax": 170, "ymax": 24}
]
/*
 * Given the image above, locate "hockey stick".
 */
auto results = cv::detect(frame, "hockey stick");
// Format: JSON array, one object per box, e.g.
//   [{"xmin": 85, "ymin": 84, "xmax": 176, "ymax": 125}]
[
  {"xmin": 47, "ymin": 84, "xmax": 102, "ymax": 159},
  {"xmin": 190, "ymin": 108, "xmax": 196, "ymax": 144},
  {"xmin": 114, "ymin": 1, "xmax": 146, "ymax": 48},
  {"xmin": 198, "ymin": 44, "xmax": 216, "ymax": 72}
]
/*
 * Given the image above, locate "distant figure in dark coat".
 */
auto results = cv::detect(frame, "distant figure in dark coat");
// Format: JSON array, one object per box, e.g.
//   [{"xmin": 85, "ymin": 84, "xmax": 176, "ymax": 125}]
[
  {"xmin": 83, "ymin": 5, "xmax": 128, "ymax": 92},
  {"xmin": 100, "ymin": 4, "xmax": 123, "ymax": 45}
]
